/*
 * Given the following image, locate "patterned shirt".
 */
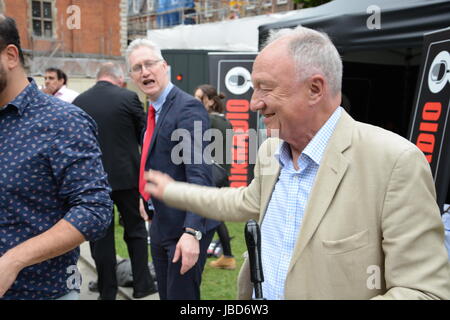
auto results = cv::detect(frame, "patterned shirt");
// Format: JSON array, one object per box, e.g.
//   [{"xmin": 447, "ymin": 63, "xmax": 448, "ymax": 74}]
[
  {"xmin": 0, "ymin": 79, "xmax": 113, "ymax": 300},
  {"xmin": 260, "ymin": 107, "xmax": 342, "ymax": 300}
]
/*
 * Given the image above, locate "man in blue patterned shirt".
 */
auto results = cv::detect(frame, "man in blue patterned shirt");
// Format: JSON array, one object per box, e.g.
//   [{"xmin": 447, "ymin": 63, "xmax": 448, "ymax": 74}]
[{"xmin": 0, "ymin": 15, "xmax": 113, "ymax": 300}]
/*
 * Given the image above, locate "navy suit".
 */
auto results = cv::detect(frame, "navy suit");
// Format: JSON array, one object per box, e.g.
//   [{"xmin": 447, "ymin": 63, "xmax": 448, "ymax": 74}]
[{"xmin": 145, "ymin": 85, "xmax": 220, "ymax": 299}]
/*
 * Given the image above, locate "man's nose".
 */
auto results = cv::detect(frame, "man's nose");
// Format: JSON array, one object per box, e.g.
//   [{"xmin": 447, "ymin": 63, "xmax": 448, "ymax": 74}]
[
  {"xmin": 141, "ymin": 65, "xmax": 152, "ymax": 77},
  {"xmin": 250, "ymin": 95, "xmax": 265, "ymax": 112}
]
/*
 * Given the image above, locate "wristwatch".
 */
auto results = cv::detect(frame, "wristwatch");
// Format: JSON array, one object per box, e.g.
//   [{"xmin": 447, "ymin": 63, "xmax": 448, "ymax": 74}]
[{"xmin": 184, "ymin": 228, "xmax": 202, "ymax": 241}]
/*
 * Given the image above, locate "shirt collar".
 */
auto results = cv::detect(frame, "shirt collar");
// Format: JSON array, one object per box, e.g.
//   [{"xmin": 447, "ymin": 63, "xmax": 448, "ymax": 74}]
[
  {"xmin": 149, "ymin": 82, "xmax": 174, "ymax": 115},
  {"xmin": 2, "ymin": 78, "xmax": 39, "ymax": 116},
  {"xmin": 54, "ymin": 85, "xmax": 67, "ymax": 97},
  {"xmin": 274, "ymin": 106, "xmax": 343, "ymax": 168}
]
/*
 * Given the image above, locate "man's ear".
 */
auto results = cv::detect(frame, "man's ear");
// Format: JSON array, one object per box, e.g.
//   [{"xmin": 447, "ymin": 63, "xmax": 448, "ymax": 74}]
[
  {"xmin": 4, "ymin": 44, "xmax": 21, "ymax": 70},
  {"xmin": 309, "ymin": 74, "xmax": 325, "ymax": 104},
  {"xmin": 57, "ymin": 78, "xmax": 65, "ymax": 87}
]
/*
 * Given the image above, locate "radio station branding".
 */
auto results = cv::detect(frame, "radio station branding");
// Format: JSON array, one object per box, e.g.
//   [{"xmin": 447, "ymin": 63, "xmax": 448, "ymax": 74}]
[
  {"xmin": 209, "ymin": 54, "xmax": 259, "ymax": 187},
  {"xmin": 409, "ymin": 27, "xmax": 450, "ymax": 210}
]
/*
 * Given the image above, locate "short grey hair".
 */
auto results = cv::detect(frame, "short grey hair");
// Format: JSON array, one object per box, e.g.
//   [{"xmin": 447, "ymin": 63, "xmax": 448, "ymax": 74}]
[
  {"xmin": 265, "ymin": 26, "xmax": 343, "ymax": 96},
  {"xmin": 125, "ymin": 38, "xmax": 164, "ymax": 71},
  {"xmin": 96, "ymin": 62, "xmax": 124, "ymax": 81}
]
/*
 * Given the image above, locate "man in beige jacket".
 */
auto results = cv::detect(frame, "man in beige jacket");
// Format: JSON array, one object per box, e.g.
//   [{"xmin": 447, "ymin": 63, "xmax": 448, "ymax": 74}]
[{"xmin": 144, "ymin": 26, "xmax": 450, "ymax": 299}]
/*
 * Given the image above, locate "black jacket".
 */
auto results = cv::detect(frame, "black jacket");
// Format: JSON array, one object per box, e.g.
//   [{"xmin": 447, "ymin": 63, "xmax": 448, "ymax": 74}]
[{"xmin": 73, "ymin": 81, "xmax": 146, "ymax": 191}]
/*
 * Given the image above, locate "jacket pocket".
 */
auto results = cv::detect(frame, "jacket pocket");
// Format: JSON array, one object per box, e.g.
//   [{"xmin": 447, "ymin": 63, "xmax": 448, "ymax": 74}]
[{"xmin": 322, "ymin": 229, "xmax": 369, "ymax": 255}]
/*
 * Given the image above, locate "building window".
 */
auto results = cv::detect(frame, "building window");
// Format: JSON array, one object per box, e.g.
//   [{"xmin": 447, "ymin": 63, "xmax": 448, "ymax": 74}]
[
  {"xmin": 146, "ymin": 0, "xmax": 154, "ymax": 12},
  {"xmin": 262, "ymin": 0, "xmax": 272, "ymax": 8},
  {"xmin": 245, "ymin": 0, "xmax": 257, "ymax": 10},
  {"xmin": 204, "ymin": 0, "xmax": 213, "ymax": 18},
  {"xmin": 31, "ymin": 0, "xmax": 53, "ymax": 38},
  {"xmin": 276, "ymin": 0, "xmax": 287, "ymax": 4},
  {"xmin": 132, "ymin": 0, "xmax": 141, "ymax": 14}
]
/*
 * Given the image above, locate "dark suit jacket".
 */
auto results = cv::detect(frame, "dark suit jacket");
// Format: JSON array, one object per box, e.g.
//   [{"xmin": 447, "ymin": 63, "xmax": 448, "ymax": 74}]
[
  {"xmin": 145, "ymin": 86, "xmax": 220, "ymax": 242},
  {"xmin": 209, "ymin": 113, "xmax": 233, "ymax": 176},
  {"xmin": 73, "ymin": 81, "xmax": 146, "ymax": 191}
]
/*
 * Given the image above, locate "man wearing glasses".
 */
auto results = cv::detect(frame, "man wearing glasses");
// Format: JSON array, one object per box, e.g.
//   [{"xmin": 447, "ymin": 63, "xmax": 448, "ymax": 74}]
[{"xmin": 126, "ymin": 39, "xmax": 219, "ymax": 300}]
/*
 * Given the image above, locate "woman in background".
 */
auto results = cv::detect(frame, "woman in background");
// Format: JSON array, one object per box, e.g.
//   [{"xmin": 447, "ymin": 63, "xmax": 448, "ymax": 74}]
[{"xmin": 194, "ymin": 84, "xmax": 236, "ymax": 270}]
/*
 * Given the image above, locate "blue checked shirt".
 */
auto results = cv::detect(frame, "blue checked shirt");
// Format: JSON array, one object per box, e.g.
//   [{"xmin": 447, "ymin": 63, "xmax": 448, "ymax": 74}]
[
  {"xmin": 0, "ymin": 79, "xmax": 113, "ymax": 300},
  {"xmin": 260, "ymin": 107, "xmax": 342, "ymax": 300}
]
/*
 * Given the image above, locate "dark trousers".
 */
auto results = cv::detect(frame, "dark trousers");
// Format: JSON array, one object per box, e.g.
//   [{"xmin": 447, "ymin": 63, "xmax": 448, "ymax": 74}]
[
  {"xmin": 151, "ymin": 229, "xmax": 215, "ymax": 300},
  {"xmin": 90, "ymin": 188, "xmax": 154, "ymax": 300},
  {"xmin": 216, "ymin": 222, "xmax": 233, "ymax": 257}
]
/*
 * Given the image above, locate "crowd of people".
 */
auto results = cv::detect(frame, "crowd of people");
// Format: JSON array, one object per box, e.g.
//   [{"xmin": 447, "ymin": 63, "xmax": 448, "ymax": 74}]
[{"xmin": 0, "ymin": 13, "xmax": 449, "ymax": 300}]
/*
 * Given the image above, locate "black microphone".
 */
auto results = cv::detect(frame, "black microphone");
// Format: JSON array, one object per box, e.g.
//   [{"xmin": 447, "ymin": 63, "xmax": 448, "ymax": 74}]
[{"xmin": 244, "ymin": 219, "xmax": 265, "ymax": 300}]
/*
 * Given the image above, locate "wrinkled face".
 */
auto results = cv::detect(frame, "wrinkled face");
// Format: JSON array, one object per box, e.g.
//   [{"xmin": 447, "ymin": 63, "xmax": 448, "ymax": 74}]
[
  {"xmin": 44, "ymin": 71, "xmax": 64, "ymax": 94},
  {"xmin": 250, "ymin": 39, "xmax": 313, "ymax": 142},
  {"xmin": 128, "ymin": 46, "xmax": 168, "ymax": 101}
]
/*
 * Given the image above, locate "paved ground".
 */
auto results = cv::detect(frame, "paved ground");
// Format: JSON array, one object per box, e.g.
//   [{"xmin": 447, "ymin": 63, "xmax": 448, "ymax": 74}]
[{"xmin": 77, "ymin": 242, "xmax": 159, "ymax": 300}]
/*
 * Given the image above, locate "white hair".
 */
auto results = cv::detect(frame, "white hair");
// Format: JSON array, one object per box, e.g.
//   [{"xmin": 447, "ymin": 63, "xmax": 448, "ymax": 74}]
[
  {"xmin": 96, "ymin": 62, "xmax": 124, "ymax": 81},
  {"xmin": 125, "ymin": 38, "xmax": 164, "ymax": 70},
  {"xmin": 265, "ymin": 26, "xmax": 343, "ymax": 96}
]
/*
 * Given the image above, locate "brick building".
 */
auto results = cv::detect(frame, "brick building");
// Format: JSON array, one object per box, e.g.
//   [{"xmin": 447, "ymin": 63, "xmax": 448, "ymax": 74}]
[{"xmin": 0, "ymin": 0, "xmax": 129, "ymax": 90}]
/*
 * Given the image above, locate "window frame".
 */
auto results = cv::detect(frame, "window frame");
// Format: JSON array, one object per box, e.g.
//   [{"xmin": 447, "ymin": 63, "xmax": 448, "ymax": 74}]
[{"xmin": 31, "ymin": 0, "xmax": 54, "ymax": 39}]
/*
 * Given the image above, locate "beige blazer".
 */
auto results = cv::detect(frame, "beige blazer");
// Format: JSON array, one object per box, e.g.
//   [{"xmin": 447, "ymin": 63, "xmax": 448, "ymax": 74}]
[{"xmin": 164, "ymin": 110, "xmax": 450, "ymax": 299}]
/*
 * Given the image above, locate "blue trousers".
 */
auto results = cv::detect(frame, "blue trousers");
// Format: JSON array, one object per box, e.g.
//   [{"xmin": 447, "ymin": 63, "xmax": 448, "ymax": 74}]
[{"xmin": 150, "ymin": 230, "xmax": 215, "ymax": 300}]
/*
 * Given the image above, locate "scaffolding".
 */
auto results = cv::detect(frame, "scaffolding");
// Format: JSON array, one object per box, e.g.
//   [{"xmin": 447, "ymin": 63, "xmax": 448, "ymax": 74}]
[{"xmin": 127, "ymin": 0, "xmax": 295, "ymax": 38}]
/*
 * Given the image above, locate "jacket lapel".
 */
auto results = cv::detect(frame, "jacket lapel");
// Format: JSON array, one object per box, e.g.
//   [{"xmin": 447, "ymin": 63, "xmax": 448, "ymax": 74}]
[
  {"xmin": 148, "ymin": 86, "xmax": 177, "ymax": 154},
  {"xmin": 287, "ymin": 110, "xmax": 354, "ymax": 274}
]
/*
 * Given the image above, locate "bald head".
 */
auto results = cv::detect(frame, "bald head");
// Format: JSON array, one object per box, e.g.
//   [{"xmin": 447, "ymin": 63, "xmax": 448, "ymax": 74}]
[
  {"xmin": 263, "ymin": 26, "xmax": 343, "ymax": 97},
  {"xmin": 96, "ymin": 62, "xmax": 125, "ymax": 87}
]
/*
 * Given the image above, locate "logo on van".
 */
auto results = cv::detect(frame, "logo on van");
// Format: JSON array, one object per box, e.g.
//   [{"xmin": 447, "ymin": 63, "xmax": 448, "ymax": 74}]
[
  {"xmin": 225, "ymin": 67, "xmax": 253, "ymax": 95},
  {"xmin": 428, "ymin": 50, "xmax": 450, "ymax": 94}
]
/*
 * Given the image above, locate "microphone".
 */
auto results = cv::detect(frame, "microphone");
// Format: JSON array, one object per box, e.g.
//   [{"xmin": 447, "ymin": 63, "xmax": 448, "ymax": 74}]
[{"xmin": 244, "ymin": 219, "xmax": 265, "ymax": 300}]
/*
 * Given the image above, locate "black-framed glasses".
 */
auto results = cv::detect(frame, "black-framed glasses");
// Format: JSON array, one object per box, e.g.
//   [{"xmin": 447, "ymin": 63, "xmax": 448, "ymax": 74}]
[{"xmin": 130, "ymin": 59, "xmax": 162, "ymax": 74}]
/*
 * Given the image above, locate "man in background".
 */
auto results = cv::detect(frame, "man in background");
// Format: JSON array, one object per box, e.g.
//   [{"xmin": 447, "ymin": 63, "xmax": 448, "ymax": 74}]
[
  {"xmin": 126, "ymin": 39, "xmax": 220, "ymax": 300},
  {"xmin": 73, "ymin": 62, "xmax": 156, "ymax": 300},
  {"xmin": 43, "ymin": 67, "xmax": 79, "ymax": 103}
]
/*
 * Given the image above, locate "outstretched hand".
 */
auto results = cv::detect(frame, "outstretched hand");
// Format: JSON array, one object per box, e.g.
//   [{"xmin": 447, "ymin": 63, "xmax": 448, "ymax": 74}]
[{"xmin": 144, "ymin": 170, "xmax": 174, "ymax": 200}]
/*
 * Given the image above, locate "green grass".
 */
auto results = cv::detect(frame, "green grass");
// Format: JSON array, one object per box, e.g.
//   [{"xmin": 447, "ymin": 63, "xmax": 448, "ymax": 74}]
[{"xmin": 113, "ymin": 207, "xmax": 247, "ymax": 300}]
